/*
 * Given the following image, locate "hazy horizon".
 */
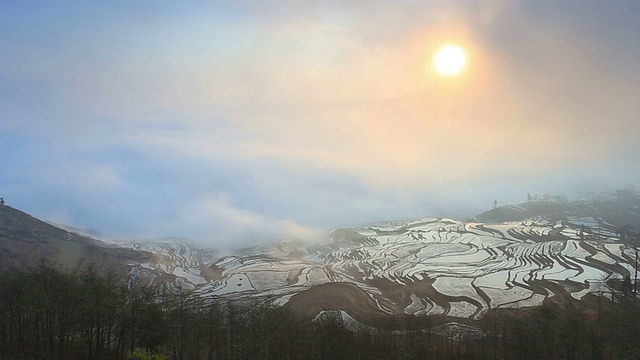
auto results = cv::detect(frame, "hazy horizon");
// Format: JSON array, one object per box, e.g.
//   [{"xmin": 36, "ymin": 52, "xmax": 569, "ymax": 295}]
[{"xmin": 2, "ymin": 1, "xmax": 639, "ymax": 248}]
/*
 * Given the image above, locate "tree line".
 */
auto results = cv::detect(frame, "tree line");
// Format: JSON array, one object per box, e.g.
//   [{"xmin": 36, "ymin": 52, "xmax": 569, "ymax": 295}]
[{"xmin": 1, "ymin": 263, "xmax": 640, "ymax": 359}]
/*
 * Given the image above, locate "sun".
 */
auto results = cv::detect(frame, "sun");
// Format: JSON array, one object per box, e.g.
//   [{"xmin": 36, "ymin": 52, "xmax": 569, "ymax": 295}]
[{"xmin": 433, "ymin": 45, "xmax": 467, "ymax": 76}]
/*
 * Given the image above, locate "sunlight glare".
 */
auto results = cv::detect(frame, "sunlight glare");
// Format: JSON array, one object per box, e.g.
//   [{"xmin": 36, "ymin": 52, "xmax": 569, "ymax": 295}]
[{"xmin": 433, "ymin": 45, "xmax": 467, "ymax": 76}]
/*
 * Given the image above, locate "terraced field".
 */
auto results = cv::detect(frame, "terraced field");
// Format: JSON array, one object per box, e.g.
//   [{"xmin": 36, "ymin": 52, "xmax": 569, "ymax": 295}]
[
  {"xmin": 118, "ymin": 238, "xmax": 220, "ymax": 288},
  {"xmin": 193, "ymin": 202, "xmax": 639, "ymax": 322}
]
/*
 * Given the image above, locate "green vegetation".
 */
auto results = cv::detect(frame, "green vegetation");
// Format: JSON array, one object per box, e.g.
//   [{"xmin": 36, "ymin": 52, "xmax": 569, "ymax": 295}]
[
  {"xmin": 1, "ymin": 262, "xmax": 640, "ymax": 359},
  {"xmin": 129, "ymin": 347, "xmax": 168, "ymax": 360}
]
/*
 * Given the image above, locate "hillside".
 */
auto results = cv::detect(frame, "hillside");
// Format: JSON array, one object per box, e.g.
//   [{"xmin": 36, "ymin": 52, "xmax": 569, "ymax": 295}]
[
  {"xmin": 0, "ymin": 205, "xmax": 150, "ymax": 275},
  {"xmin": 0, "ymin": 205, "xmax": 219, "ymax": 285}
]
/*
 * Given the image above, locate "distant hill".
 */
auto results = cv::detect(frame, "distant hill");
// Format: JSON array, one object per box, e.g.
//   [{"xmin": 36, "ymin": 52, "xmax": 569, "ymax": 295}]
[{"xmin": 472, "ymin": 191, "xmax": 640, "ymax": 232}]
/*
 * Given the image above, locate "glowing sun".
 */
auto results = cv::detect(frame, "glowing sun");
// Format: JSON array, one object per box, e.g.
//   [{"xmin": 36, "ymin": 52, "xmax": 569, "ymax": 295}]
[{"xmin": 433, "ymin": 45, "xmax": 467, "ymax": 76}]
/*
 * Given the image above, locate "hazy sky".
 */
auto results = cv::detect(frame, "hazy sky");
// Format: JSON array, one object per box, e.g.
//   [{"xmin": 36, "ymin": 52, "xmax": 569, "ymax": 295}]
[{"xmin": 2, "ymin": 1, "xmax": 639, "ymax": 248}]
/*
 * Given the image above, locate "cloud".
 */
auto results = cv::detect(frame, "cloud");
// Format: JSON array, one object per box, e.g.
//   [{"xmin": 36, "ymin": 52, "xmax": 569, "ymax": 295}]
[{"xmin": 164, "ymin": 193, "xmax": 325, "ymax": 249}]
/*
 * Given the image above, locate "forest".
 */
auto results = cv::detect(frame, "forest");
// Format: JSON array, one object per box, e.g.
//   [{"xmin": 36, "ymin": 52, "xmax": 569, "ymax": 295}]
[{"xmin": 1, "ymin": 263, "xmax": 640, "ymax": 360}]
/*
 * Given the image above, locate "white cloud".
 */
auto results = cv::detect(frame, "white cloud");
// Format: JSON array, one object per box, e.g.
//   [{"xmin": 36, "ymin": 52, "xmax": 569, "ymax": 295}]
[{"xmin": 164, "ymin": 193, "xmax": 324, "ymax": 250}]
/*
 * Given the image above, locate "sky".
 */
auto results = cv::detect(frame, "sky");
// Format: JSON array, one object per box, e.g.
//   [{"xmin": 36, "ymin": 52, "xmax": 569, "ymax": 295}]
[{"xmin": 1, "ymin": 1, "xmax": 640, "ymax": 249}]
